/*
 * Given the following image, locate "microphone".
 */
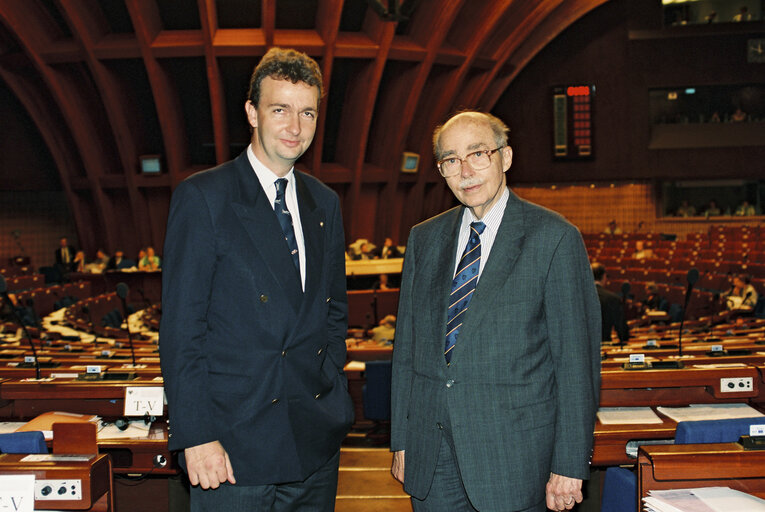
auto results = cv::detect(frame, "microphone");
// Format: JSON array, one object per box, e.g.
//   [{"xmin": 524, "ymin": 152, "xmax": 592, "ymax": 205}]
[
  {"xmin": 678, "ymin": 268, "xmax": 699, "ymax": 358},
  {"xmin": 0, "ymin": 275, "xmax": 41, "ymax": 379},
  {"xmin": 81, "ymin": 305, "xmax": 100, "ymax": 344},
  {"xmin": 116, "ymin": 282, "xmax": 137, "ymax": 367}
]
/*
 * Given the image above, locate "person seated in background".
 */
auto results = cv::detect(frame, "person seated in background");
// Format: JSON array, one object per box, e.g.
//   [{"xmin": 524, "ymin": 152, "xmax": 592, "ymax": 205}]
[
  {"xmin": 632, "ymin": 240, "xmax": 655, "ymax": 260},
  {"xmin": 733, "ymin": 6, "xmax": 751, "ymax": 21},
  {"xmin": 369, "ymin": 314, "xmax": 396, "ymax": 343},
  {"xmin": 731, "ymin": 107, "xmax": 747, "ymax": 122},
  {"xmin": 84, "ymin": 249, "xmax": 110, "ymax": 273},
  {"xmin": 138, "ymin": 246, "xmax": 161, "ymax": 271},
  {"xmin": 735, "ymin": 200, "xmax": 756, "ymax": 216},
  {"xmin": 107, "ymin": 250, "xmax": 134, "ymax": 270},
  {"xmin": 378, "ymin": 237, "xmax": 402, "ymax": 259},
  {"xmin": 592, "ymin": 262, "xmax": 629, "ymax": 343},
  {"xmin": 704, "ymin": 200, "xmax": 721, "ymax": 217},
  {"xmin": 603, "ymin": 219, "xmax": 622, "ymax": 235},
  {"xmin": 72, "ymin": 250, "xmax": 86, "ymax": 273},
  {"xmin": 642, "ymin": 282, "xmax": 666, "ymax": 312},
  {"xmin": 676, "ymin": 200, "xmax": 696, "ymax": 217},
  {"xmin": 723, "ymin": 274, "xmax": 759, "ymax": 310}
]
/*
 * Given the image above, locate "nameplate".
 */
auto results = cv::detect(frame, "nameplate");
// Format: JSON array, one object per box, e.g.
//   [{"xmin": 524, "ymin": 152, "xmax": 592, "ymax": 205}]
[
  {"xmin": 124, "ymin": 386, "xmax": 164, "ymax": 417},
  {"xmin": 23, "ymin": 356, "xmax": 34, "ymax": 364},
  {"xmin": 645, "ymin": 339, "xmax": 658, "ymax": 347},
  {"xmin": 0, "ymin": 474, "xmax": 34, "ymax": 511},
  {"xmin": 630, "ymin": 354, "xmax": 645, "ymax": 364},
  {"xmin": 86, "ymin": 365, "xmax": 102, "ymax": 374},
  {"xmin": 711, "ymin": 344, "xmax": 724, "ymax": 352},
  {"xmin": 751, "ymin": 424, "xmax": 765, "ymax": 437}
]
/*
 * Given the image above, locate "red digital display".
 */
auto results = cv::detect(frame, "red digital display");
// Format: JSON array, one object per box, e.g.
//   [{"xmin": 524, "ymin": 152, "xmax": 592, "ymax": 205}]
[{"xmin": 553, "ymin": 84, "xmax": 595, "ymax": 159}]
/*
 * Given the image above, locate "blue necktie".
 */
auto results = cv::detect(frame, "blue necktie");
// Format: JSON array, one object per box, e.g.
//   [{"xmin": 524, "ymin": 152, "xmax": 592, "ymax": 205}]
[
  {"xmin": 274, "ymin": 178, "xmax": 300, "ymax": 272},
  {"xmin": 445, "ymin": 221, "xmax": 485, "ymax": 365}
]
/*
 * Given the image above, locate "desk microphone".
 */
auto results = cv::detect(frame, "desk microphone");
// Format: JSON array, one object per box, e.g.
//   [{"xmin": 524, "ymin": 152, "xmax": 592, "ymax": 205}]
[
  {"xmin": 81, "ymin": 305, "xmax": 100, "ymax": 344},
  {"xmin": 116, "ymin": 282, "xmax": 137, "ymax": 368},
  {"xmin": 678, "ymin": 268, "xmax": 700, "ymax": 358},
  {"xmin": 0, "ymin": 275, "xmax": 41, "ymax": 379}
]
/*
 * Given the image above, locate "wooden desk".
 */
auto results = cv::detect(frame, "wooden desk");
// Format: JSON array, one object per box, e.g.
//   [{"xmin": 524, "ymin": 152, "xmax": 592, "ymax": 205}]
[
  {"xmin": 638, "ymin": 443, "xmax": 765, "ymax": 511},
  {"xmin": 0, "ymin": 453, "xmax": 112, "ymax": 511},
  {"xmin": 593, "ymin": 415, "xmax": 677, "ymax": 466},
  {"xmin": 600, "ymin": 366, "xmax": 761, "ymax": 407},
  {"xmin": 346, "ymin": 340, "xmax": 393, "ymax": 362}
]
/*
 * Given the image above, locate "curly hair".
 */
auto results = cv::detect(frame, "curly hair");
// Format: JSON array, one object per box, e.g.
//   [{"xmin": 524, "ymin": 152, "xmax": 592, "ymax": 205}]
[{"xmin": 247, "ymin": 47, "xmax": 323, "ymax": 107}]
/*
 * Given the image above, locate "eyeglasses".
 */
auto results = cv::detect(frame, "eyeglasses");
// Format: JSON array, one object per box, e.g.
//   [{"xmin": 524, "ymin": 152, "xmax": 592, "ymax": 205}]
[{"xmin": 437, "ymin": 147, "xmax": 504, "ymax": 177}]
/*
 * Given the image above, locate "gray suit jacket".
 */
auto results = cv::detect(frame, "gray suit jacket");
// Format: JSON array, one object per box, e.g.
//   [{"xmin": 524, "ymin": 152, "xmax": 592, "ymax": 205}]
[{"xmin": 391, "ymin": 189, "xmax": 601, "ymax": 511}]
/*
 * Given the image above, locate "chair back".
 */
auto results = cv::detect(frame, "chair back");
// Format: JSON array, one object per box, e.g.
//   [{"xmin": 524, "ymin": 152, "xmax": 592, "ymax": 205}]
[
  {"xmin": 675, "ymin": 416, "xmax": 765, "ymax": 444},
  {"xmin": 0, "ymin": 431, "xmax": 48, "ymax": 454}
]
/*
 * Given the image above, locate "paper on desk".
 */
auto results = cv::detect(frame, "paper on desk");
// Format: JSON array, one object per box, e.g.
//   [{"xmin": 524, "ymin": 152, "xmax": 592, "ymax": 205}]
[
  {"xmin": 656, "ymin": 403, "xmax": 764, "ymax": 423},
  {"xmin": 692, "ymin": 363, "xmax": 748, "ymax": 369},
  {"xmin": 644, "ymin": 487, "xmax": 765, "ymax": 512},
  {"xmin": 597, "ymin": 407, "xmax": 663, "ymax": 424}
]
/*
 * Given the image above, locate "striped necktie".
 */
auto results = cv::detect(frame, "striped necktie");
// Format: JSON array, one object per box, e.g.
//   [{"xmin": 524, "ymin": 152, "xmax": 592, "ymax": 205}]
[
  {"xmin": 445, "ymin": 221, "xmax": 485, "ymax": 365},
  {"xmin": 274, "ymin": 178, "xmax": 300, "ymax": 272}
]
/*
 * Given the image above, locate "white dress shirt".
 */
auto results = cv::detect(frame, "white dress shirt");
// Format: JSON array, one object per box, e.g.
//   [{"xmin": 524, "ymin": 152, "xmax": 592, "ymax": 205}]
[
  {"xmin": 453, "ymin": 187, "xmax": 509, "ymax": 279},
  {"xmin": 247, "ymin": 145, "xmax": 306, "ymax": 290}
]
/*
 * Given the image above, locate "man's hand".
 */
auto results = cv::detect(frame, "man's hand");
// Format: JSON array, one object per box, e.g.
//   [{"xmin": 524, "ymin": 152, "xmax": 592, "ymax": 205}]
[
  {"xmin": 185, "ymin": 440, "xmax": 236, "ymax": 489},
  {"xmin": 391, "ymin": 450, "xmax": 405, "ymax": 483},
  {"xmin": 545, "ymin": 473, "xmax": 582, "ymax": 511}
]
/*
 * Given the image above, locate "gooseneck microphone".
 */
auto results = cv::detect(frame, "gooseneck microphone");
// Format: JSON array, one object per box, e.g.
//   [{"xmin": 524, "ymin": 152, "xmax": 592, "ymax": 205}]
[
  {"xmin": 678, "ymin": 268, "xmax": 700, "ymax": 357},
  {"xmin": 0, "ymin": 275, "xmax": 41, "ymax": 379},
  {"xmin": 116, "ymin": 282, "xmax": 137, "ymax": 367},
  {"xmin": 81, "ymin": 305, "xmax": 99, "ymax": 344}
]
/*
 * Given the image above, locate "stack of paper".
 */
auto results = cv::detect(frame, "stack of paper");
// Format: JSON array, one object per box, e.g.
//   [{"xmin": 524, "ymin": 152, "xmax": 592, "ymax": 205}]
[
  {"xmin": 656, "ymin": 403, "xmax": 764, "ymax": 423},
  {"xmin": 644, "ymin": 487, "xmax": 765, "ymax": 512}
]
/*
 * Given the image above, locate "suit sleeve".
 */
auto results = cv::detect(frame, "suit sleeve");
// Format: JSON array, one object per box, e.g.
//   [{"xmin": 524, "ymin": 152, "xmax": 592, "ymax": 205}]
[
  {"xmin": 159, "ymin": 180, "xmax": 218, "ymax": 451},
  {"xmin": 390, "ymin": 230, "xmax": 416, "ymax": 452},
  {"xmin": 544, "ymin": 227, "xmax": 601, "ymax": 479},
  {"xmin": 324, "ymin": 193, "xmax": 349, "ymax": 372}
]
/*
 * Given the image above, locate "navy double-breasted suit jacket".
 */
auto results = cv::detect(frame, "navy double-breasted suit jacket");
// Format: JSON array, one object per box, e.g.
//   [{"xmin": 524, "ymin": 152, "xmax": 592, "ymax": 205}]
[
  {"xmin": 391, "ymin": 189, "xmax": 601, "ymax": 511},
  {"xmin": 159, "ymin": 151, "xmax": 353, "ymax": 485}
]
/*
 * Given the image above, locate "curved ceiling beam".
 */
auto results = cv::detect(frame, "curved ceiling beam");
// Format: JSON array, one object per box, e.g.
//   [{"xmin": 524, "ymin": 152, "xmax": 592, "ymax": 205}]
[
  {"xmin": 0, "ymin": 62, "xmax": 88, "ymax": 245},
  {"xmin": 58, "ymin": 0, "xmax": 151, "ymax": 246},
  {"xmin": 124, "ymin": 0, "xmax": 189, "ymax": 186},
  {"xmin": 0, "ymin": 0, "xmax": 115, "ymax": 249},
  {"xmin": 473, "ymin": 0, "xmax": 610, "ymax": 110},
  {"xmin": 199, "ymin": 0, "xmax": 230, "ymax": 164}
]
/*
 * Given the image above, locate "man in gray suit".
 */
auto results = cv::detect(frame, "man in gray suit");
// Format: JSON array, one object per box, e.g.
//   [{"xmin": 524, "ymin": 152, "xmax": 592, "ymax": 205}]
[{"xmin": 390, "ymin": 111, "xmax": 601, "ymax": 512}]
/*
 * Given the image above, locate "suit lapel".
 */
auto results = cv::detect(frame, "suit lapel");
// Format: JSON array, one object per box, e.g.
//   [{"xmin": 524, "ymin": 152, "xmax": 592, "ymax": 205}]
[
  {"xmin": 429, "ymin": 207, "xmax": 464, "ymax": 341},
  {"xmin": 294, "ymin": 172, "xmax": 323, "ymax": 311},
  {"xmin": 464, "ymin": 189, "xmax": 526, "ymax": 328},
  {"xmin": 229, "ymin": 154, "xmax": 303, "ymax": 313}
]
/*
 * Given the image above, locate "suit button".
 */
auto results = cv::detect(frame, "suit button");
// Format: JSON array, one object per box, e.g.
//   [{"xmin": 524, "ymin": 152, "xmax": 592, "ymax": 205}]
[
  {"xmin": 436, "ymin": 423, "xmax": 444, "ymax": 430},
  {"xmin": 281, "ymin": 350, "xmax": 287, "ymax": 357},
  {"xmin": 314, "ymin": 393, "xmax": 321, "ymax": 399},
  {"xmin": 446, "ymin": 379, "xmax": 454, "ymax": 388},
  {"xmin": 260, "ymin": 294, "xmax": 268, "ymax": 303},
  {"xmin": 271, "ymin": 398, "xmax": 279, "ymax": 404},
  {"xmin": 326, "ymin": 297, "xmax": 331, "ymax": 303},
  {"xmin": 317, "ymin": 347, "xmax": 323, "ymax": 355}
]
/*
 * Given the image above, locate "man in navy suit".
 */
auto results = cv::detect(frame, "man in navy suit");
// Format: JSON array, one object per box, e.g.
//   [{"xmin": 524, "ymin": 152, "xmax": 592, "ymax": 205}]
[
  {"xmin": 390, "ymin": 111, "xmax": 600, "ymax": 512},
  {"xmin": 160, "ymin": 47, "xmax": 353, "ymax": 511}
]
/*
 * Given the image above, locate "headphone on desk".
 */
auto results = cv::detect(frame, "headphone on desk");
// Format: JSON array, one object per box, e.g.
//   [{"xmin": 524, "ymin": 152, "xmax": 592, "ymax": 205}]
[{"xmin": 103, "ymin": 412, "xmax": 157, "ymax": 431}]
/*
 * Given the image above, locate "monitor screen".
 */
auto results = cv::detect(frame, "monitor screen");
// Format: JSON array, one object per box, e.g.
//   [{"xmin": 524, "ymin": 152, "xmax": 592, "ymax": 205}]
[
  {"xmin": 401, "ymin": 152, "xmax": 419, "ymax": 173},
  {"xmin": 140, "ymin": 156, "xmax": 161, "ymax": 174}
]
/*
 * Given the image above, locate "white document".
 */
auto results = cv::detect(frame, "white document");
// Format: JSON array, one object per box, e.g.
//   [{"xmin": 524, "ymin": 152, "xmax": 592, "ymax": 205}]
[
  {"xmin": 656, "ymin": 403, "xmax": 764, "ymax": 423},
  {"xmin": 645, "ymin": 487, "xmax": 765, "ymax": 512},
  {"xmin": 597, "ymin": 407, "xmax": 663, "ymax": 424},
  {"xmin": 0, "ymin": 474, "xmax": 34, "ymax": 512}
]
